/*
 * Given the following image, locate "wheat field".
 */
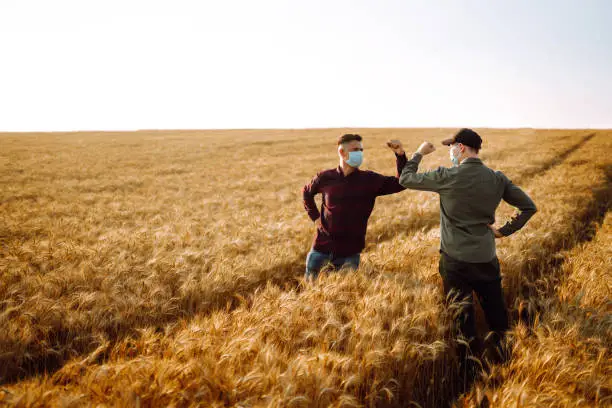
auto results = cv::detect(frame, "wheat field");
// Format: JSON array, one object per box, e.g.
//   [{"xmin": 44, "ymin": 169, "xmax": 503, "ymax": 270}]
[{"xmin": 0, "ymin": 128, "xmax": 610, "ymax": 407}]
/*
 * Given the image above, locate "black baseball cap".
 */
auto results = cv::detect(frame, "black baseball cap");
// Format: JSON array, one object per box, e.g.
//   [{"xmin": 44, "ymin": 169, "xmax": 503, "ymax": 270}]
[{"xmin": 441, "ymin": 128, "xmax": 482, "ymax": 150}]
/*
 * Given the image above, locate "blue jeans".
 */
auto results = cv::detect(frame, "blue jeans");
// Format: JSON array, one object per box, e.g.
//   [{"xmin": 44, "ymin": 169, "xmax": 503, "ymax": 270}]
[{"xmin": 305, "ymin": 249, "xmax": 360, "ymax": 279}]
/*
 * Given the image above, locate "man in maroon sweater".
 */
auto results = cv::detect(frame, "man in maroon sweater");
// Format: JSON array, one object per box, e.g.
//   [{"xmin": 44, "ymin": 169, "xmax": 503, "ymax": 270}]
[{"xmin": 302, "ymin": 133, "xmax": 407, "ymax": 279}]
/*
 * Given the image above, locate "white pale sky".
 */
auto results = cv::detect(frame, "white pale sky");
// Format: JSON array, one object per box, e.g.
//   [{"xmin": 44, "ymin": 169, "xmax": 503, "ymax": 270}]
[{"xmin": 1, "ymin": 0, "xmax": 611, "ymax": 131}]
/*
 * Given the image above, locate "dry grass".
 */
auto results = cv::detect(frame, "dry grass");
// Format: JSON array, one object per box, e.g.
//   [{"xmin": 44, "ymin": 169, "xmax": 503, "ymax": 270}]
[{"xmin": 0, "ymin": 128, "xmax": 609, "ymax": 407}]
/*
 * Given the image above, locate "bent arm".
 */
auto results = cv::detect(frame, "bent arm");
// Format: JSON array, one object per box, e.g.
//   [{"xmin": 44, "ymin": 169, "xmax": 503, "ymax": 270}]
[
  {"xmin": 498, "ymin": 179, "xmax": 537, "ymax": 236},
  {"xmin": 377, "ymin": 153, "xmax": 408, "ymax": 196},
  {"xmin": 302, "ymin": 174, "xmax": 322, "ymax": 221},
  {"xmin": 399, "ymin": 152, "xmax": 448, "ymax": 192}
]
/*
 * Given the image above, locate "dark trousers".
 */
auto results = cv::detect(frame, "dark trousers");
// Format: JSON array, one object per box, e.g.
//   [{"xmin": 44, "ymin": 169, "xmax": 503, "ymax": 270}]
[{"xmin": 439, "ymin": 252, "xmax": 509, "ymax": 365}]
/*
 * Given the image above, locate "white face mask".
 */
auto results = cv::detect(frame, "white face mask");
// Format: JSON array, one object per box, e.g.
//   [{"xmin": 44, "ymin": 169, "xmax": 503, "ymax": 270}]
[{"xmin": 449, "ymin": 145, "xmax": 461, "ymax": 166}]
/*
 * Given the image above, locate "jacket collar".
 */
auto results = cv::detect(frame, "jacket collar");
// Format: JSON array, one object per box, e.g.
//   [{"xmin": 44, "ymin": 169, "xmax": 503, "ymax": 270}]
[{"xmin": 461, "ymin": 158, "xmax": 483, "ymax": 165}]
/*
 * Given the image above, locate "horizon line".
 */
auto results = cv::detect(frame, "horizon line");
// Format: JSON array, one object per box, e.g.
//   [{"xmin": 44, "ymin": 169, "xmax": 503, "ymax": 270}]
[{"xmin": 1, "ymin": 125, "xmax": 611, "ymax": 134}]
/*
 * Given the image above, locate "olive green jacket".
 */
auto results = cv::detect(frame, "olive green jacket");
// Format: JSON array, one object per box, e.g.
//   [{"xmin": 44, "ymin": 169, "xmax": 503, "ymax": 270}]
[{"xmin": 399, "ymin": 153, "xmax": 537, "ymax": 263}]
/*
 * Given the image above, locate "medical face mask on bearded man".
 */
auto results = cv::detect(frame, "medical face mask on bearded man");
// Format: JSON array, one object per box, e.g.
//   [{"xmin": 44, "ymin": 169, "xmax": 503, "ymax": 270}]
[
  {"xmin": 441, "ymin": 128, "xmax": 483, "ymax": 167},
  {"xmin": 449, "ymin": 144, "xmax": 462, "ymax": 167}
]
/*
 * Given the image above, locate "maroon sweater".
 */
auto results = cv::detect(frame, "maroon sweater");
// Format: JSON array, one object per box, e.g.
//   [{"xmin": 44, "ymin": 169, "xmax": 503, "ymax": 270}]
[{"xmin": 302, "ymin": 154, "xmax": 407, "ymax": 256}]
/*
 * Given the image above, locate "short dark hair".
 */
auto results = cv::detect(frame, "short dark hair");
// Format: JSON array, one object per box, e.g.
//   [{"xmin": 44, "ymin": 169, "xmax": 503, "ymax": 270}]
[{"xmin": 338, "ymin": 133, "xmax": 362, "ymax": 146}]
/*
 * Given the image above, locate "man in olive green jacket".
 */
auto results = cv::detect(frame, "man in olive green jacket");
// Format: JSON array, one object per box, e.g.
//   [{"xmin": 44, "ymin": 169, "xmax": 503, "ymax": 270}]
[{"xmin": 389, "ymin": 128, "xmax": 537, "ymax": 372}]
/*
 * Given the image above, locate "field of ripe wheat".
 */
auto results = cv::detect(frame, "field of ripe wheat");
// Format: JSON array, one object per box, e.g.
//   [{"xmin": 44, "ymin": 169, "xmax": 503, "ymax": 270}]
[{"xmin": 0, "ymin": 128, "xmax": 610, "ymax": 407}]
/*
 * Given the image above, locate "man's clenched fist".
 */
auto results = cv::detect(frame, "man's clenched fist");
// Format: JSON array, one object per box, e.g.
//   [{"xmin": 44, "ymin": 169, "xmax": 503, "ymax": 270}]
[
  {"xmin": 417, "ymin": 141, "xmax": 436, "ymax": 156},
  {"xmin": 386, "ymin": 140, "xmax": 405, "ymax": 155}
]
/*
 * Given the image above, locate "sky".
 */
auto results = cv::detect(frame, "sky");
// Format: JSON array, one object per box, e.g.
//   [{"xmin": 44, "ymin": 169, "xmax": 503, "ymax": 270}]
[{"xmin": 1, "ymin": 0, "xmax": 611, "ymax": 131}]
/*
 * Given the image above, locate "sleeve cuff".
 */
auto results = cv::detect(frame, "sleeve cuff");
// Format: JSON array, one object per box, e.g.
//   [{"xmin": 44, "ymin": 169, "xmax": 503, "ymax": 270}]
[{"xmin": 309, "ymin": 214, "xmax": 321, "ymax": 222}]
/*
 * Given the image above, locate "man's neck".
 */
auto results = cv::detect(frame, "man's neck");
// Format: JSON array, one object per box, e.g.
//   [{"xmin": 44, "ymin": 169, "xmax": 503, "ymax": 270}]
[
  {"xmin": 340, "ymin": 161, "xmax": 357, "ymax": 176},
  {"xmin": 460, "ymin": 153, "xmax": 479, "ymax": 164}
]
